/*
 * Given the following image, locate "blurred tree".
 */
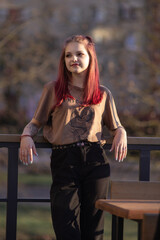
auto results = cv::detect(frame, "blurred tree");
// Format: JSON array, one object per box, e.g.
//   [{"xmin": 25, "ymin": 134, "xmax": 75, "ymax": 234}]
[
  {"xmin": 0, "ymin": 0, "xmax": 159, "ymax": 136},
  {"xmin": 0, "ymin": 3, "xmax": 59, "ymax": 132}
]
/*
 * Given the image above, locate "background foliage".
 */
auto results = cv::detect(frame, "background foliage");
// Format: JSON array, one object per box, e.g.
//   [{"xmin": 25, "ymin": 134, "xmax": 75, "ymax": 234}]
[{"xmin": 0, "ymin": 0, "xmax": 159, "ymax": 136}]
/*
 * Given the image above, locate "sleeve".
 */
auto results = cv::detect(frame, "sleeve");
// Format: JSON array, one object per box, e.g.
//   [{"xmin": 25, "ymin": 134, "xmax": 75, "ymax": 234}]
[
  {"xmin": 33, "ymin": 81, "xmax": 56, "ymax": 126},
  {"xmin": 102, "ymin": 89, "xmax": 122, "ymax": 131}
]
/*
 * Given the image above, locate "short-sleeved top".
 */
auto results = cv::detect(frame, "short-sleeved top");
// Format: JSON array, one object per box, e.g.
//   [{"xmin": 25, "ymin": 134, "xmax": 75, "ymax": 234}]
[{"xmin": 33, "ymin": 81, "xmax": 122, "ymax": 145}]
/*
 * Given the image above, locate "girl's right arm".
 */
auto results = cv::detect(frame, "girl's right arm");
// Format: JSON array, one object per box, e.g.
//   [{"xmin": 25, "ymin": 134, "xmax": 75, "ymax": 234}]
[
  {"xmin": 19, "ymin": 118, "xmax": 41, "ymax": 165},
  {"xmin": 19, "ymin": 81, "xmax": 56, "ymax": 165}
]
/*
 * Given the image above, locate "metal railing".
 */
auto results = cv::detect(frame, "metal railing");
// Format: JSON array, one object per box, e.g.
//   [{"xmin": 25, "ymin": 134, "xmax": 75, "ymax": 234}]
[{"xmin": 0, "ymin": 134, "xmax": 160, "ymax": 240}]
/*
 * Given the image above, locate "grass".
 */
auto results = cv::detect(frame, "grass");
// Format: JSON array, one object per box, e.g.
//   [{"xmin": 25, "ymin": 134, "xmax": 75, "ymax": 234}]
[
  {"xmin": 17, "ymin": 204, "xmax": 54, "ymax": 240},
  {"xmin": 18, "ymin": 173, "xmax": 52, "ymax": 186},
  {"xmin": 0, "ymin": 204, "xmax": 137, "ymax": 240},
  {"xmin": 0, "ymin": 172, "xmax": 7, "ymax": 184},
  {"xmin": 0, "ymin": 172, "xmax": 52, "ymax": 186},
  {"xmin": 0, "ymin": 203, "xmax": 54, "ymax": 240}
]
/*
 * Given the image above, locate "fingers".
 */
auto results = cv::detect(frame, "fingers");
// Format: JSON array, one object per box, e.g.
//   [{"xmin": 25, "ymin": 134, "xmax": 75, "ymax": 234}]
[
  {"xmin": 19, "ymin": 147, "xmax": 36, "ymax": 165},
  {"xmin": 29, "ymin": 148, "xmax": 33, "ymax": 164},
  {"xmin": 32, "ymin": 145, "xmax": 38, "ymax": 157},
  {"xmin": 19, "ymin": 137, "xmax": 38, "ymax": 166},
  {"xmin": 115, "ymin": 145, "xmax": 127, "ymax": 162},
  {"xmin": 110, "ymin": 141, "xmax": 127, "ymax": 162},
  {"xmin": 111, "ymin": 126, "xmax": 127, "ymax": 162},
  {"xmin": 19, "ymin": 148, "xmax": 29, "ymax": 165}
]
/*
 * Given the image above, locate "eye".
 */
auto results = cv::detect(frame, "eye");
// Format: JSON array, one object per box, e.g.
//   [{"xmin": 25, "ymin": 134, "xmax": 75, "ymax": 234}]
[
  {"xmin": 77, "ymin": 52, "xmax": 84, "ymax": 57},
  {"xmin": 65, "ymin": 53, "xmax": 72, "ymax": 58}
]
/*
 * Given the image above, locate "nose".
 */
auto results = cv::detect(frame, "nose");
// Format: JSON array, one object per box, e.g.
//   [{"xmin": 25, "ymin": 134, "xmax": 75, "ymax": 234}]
[{"xmin": 73, "ymin": 55, "xmax": 78, "ymax": 62}]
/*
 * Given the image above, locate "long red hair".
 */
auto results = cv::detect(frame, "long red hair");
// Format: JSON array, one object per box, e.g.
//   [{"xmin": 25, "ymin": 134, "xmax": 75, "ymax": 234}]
[{"xmin": 55, "ymin": 35, "xmax": 102, "ymax": 106}]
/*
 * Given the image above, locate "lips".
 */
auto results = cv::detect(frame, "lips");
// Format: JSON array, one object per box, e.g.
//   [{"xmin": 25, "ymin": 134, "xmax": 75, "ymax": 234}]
[{"xmin": 71, "ymin": 63, "xmax": 79, "ymax": 67}]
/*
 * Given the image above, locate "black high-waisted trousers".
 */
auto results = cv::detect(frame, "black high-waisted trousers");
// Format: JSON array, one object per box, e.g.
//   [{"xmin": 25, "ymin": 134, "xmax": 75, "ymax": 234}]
[{"xmin": 50, "ymin": 142, "xmax": 110, "ymax": 240}]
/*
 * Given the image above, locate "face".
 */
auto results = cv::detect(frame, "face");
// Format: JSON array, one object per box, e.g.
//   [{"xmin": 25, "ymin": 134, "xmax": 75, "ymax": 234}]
[{"xmin": 65, "ymin": 42, "xmax": 90, "ymax": 75}]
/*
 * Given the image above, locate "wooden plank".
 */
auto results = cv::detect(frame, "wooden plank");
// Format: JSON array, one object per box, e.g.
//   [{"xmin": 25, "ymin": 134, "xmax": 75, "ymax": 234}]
[
  {"xmin": 142, "ymin": 213, "xmax": 160, "ymax": 240},
  {"xmin": 110, "ymin": 181, "xmax": 160, "ymax": 200},
  {"xmin": 0, "ymin": 134, "xmax": 160, "ymax": 145},
  {"xmin": 127, "ymin": 137, "xmax": 160, "ymax": 145},
  {"xmin": 95, "ymin": 199, "xmax": 160, "ymax": 220},
  {"xmin": 0, "ymin": 134, "xmax": 46, "ymax": 143}
]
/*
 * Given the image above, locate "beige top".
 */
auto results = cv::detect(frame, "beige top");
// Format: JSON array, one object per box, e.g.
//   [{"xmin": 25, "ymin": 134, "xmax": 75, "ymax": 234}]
[{"xmin": 33, "ymin": 81, "xmax": 122, "ymax": 145}]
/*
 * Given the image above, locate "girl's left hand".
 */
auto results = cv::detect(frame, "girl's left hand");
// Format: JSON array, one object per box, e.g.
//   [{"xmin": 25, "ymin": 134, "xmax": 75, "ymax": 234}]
[{"xmin": 110, "ymin": 127, "xmax": 127, "ymax": 162}]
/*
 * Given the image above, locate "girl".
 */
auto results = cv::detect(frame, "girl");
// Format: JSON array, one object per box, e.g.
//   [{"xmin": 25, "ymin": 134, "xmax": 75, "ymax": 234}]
[{"xmin": 19, "ymin": 35, "xmax": 127, "ymax": 240}]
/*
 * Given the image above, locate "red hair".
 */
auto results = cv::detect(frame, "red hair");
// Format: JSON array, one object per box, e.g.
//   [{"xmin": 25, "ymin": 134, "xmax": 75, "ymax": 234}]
[{"xmin": 55, "ymin": 35, "xmax": 102, "ymax": 106}]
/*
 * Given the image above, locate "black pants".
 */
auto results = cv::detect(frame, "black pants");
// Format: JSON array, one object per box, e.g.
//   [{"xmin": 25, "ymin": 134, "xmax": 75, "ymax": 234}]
[{"xmin": 50, "ymin": 143, "xmax": 110, "ymax": 240}]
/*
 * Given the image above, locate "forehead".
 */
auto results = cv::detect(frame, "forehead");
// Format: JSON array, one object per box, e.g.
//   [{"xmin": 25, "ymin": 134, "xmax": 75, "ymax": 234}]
[{"xmin": 65, "ymin": 42, "xmax": 87, "ymax": 53}]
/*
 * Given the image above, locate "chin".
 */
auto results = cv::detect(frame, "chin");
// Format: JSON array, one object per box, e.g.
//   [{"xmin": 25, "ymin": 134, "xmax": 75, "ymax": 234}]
[{"xmin": 71, "ymin": 70, "xmax": 81, "ymax": 74}]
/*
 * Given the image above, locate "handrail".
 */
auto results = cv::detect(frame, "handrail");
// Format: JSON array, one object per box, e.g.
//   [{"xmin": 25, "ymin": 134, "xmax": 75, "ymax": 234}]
[
  {"xmin": 0, "ymin": 134, "xmax": 160, "ymax": 240},
  {"xmin": 0, "ymin": 134, "xmax": 160, "ymax": 145}
]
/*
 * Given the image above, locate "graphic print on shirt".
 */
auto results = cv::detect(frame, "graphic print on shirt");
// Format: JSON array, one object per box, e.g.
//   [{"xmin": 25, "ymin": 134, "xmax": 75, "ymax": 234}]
[{"xmin": 69, "ymin": 107, "xmax": 95, "ymax": 141}]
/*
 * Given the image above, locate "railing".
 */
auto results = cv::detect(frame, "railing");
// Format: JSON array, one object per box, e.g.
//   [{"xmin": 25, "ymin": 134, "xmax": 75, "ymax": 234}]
[{"xmin": 0, "ymin": 134, "xmax": 160, "ymax": 240}]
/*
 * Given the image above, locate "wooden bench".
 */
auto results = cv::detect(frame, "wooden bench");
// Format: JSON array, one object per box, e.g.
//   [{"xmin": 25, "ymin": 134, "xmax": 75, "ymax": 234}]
[
  {"xmin": 111, "ymin": 181, "xmax": 160, "ymax": 240},
  {"xmin": 96, "ymin": 180, "xmax": 160, "ymax": 240},
  {"xmin": 110, "ymin": 180, "xmax": 160, "ymax": 240}
]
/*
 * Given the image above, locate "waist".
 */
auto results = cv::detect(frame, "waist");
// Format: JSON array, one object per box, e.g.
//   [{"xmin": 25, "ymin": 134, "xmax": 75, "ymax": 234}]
[{"xmin": 52, "ymin": 140, "xmax": 101, "ymax": 150}]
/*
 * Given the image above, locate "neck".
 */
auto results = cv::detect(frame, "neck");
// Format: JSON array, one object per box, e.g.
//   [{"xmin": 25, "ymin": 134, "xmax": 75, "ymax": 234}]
[{"xmin": 71, "ymin": 72, "xmax": 87, "ymax": 88}]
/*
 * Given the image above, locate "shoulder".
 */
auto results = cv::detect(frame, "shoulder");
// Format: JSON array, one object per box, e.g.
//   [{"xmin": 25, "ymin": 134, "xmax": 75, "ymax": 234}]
[
  {"xmin": 100, "ymin": 85, "xmax": 112, "ymax": 97},
  {"xmin": 42, "ymin": 81, "xmax": 56, "ymax": 95},
  {"xmin": 44, "ymin": 80, "xmax": 56, "ymax": 90},
  {"xmin": 38, "ymin": 81, "xmax": 56, "ymax": 103}
]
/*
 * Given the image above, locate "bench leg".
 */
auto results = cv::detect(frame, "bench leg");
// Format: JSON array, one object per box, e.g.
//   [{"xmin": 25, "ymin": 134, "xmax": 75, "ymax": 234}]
[
  {"xmin": 138, "ymin": 221, "xmax": 142, "ymax": 240},
  {"xmin": 112, "ymin": 215, "xmax": 124, "ymax": 240}
]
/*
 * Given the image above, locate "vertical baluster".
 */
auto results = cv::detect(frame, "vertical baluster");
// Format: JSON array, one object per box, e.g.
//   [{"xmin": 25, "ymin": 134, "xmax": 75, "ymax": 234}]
[
  {"xmin": 139, "ymin": 148, "xmax": 150, "ymax": 181},
  {"xmin": 6, "ymin": 147, "xmax": 18, "ymax": 240},
  {"xmin": 138, "ymin": 148, "xmax": 150, "ymax": 239}
]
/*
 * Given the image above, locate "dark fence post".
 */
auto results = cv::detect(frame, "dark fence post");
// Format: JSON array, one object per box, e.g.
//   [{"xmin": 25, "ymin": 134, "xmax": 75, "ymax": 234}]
[
  {"xmin": 6, "ymin": 147, "xmax": 19, "ymax": 240},
  {"xmin": 139, "ymin": 149, "xmax": 150, "ymax": 181}
]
